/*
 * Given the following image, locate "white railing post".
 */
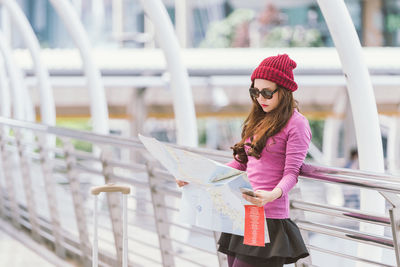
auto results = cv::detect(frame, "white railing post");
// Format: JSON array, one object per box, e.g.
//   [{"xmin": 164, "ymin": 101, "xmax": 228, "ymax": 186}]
[
  {"xmin": 92, "ymin": 195, "xmax": 98, "ymax": 267},
  {"xmin": 0, "ymin": 126, "xmax": 19, "ymax": 226},
  {"xmin": 146, "ymin": 162, "xmax": 175, "ymax": 266},
  {"xmin": 37, "ymin": 133, "xmax": 66, "ymax": 258},
  {"xmin": 14, "ymin": 129, "xmax": 41, "ymax": 241},
  {"xmin": 100, "ymin": 150, "xmax": 124, "ymax": 265},
  {"xmin": 389, "ymin": 207, "xmax": 400, "ymax": 266},
  {"xmin": 64, "ymin": 138, "xmax": 91, "ymax": 266}
]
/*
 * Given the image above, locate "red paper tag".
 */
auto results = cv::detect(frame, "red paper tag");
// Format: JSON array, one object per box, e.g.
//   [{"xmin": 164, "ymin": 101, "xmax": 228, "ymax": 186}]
[{"xmin": 244, "ymin": 205, "xmax": 265, "ymax": 246}]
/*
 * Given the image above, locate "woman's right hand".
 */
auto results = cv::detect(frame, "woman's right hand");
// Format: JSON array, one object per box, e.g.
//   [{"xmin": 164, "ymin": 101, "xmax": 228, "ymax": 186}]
[{"xmin": 175, "ymin": 179, "xmax": 189, "ymax": 187}]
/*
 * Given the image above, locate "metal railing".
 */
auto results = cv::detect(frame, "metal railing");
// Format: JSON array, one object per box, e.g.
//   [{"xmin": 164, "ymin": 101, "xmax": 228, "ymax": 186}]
[{"xmin": 0, "ymin": 117, "xmax": 399, "ymax": 267}]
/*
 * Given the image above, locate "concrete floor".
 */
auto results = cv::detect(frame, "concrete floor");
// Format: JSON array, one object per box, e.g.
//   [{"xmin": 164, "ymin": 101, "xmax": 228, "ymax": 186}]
[{"xmin": 0, "ymin": 229, "xmax": 55, "ymax": 267}]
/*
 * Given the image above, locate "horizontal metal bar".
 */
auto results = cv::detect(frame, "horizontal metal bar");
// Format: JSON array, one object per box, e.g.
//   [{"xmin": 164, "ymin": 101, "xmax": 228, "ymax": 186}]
[
  {"xmin": 300, "ymin": 164, "xmax": 400, "ymax": 194},
  {"xmin": 60, "ymin": 239, "xmax": 83, "ymax": 257},
  {"xmin": 291, "ymin": 200, "xmax": 391, "ymax": 226},
  {"xmin": 156, "ymin": 203, "xmax": 179, "ymax": 212},
  {"xmin": 19, "ymin": 141, "xmax": 39, "ymax": 151},
  {"xmin": 4, "ymin": 118, "xmax": 399, "ymax": 190},
  {"xmin": 167, "ymin": 142, "xmax": 231, "ymax": 160},
  {"xmin": 127, "ymin": 250, "xmax": 162, "ymax": 265},
  {"xmin": 52, "ymin": 147, "xmax": 65, "ymax": 155},
  {"xmin": 152, "ymin": 184, "xmax": 181, "ymax": 198},
  {"xmin": 105, "ymin": 159, "xmax": 147, "ymax": 172},
  {"xmin": 151, "ymin": 168, "xmax": 174, "ymax": 179},
  {"xmin": 166, "ymin": 250, "xmax": 211, "ymax": 267},
  {"xmin": 3, "ymin": 136, "xmax": 16, "ymax": 143},
  {"xmin": 107, "ymin": 173, "xmax": 150, "ymax": 189},
  {"xmin": 160, "ymin": 221, "xmax": 214, "ymax": 237},
  {"xmin": 165, "ymin": 236, "xmax": 216, "ymax": 255},
  {"xmin": 68, "ymin": 150, "xmax": 99, "ymax": 161},
  {"xmin": 23, "ymin": 151, "xmax": 41, "ymax": 161},
  {"xmin": 0, "ymin": 117, "xmax": 145, "ymax": 148},
  {"xmin": 297, "ymin": 220, "xmax": 394, "ymax": 249},
  {"xmin": 127, "ymin": 209, "xmax": 155, "ymax": 219},
  {"xmin": 53, "ymin": 159, "xmax": 67, "ymax": 168},
  {"xmin": 87, "ymin": 221, "xmax": 112, "ymax": 232},
  {"xmin": 306, "ymin": 244, "xmax": 395, "ymax": 267},
  {"xmin": 53, "ymin": 165, "xmax": 68, "ymax": 173},
  {"xmin": 128, "ymin": 236, "xmax": 160, "ymax": 250},
  {"xmin": 94, "ymin": 235, "xmax": 115, "ymax": 246},
  {"xmin": 73, "ymin": 164, "xmax": 103, "ymax": 176},
  {"xmin": 4, "ymin": 144, "xmax": 18, "ymax": 152}
]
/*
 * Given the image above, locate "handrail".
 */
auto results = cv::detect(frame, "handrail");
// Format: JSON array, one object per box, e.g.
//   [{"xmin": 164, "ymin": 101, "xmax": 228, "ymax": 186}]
[
  {"xmin": 1, "ymin": 117, "xmax": 400, "ymax": 266},
  {"xmin": 297, "ymin": 220, "xmax": 393, "ymax": 249},
  {"xmin": 291, "ymin": 200, "xmax": 390, "ymax": 226},
  {"xmin": 2, "ymin": 117, "xmax": 400, "ymax": 190},
  {"xmin": 0, "ymin": 116, "xmax": 398, "ymax": 181},
  {"xmin": 300, "ymin": 163, "xmax": 400, "ymax": 194}
]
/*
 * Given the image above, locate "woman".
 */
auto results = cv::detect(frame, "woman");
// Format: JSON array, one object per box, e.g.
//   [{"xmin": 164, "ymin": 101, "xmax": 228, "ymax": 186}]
[{"xmin": 178, "ymin": 54, "xmax": 311, "ymax": 267}]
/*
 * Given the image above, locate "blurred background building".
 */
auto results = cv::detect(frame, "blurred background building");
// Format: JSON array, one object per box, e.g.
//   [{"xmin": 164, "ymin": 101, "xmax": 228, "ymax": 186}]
[
  {"xmin": 12, "ymin": 0, "xmax": 400, "ymax": 48},
  {"xmin": 6, "ymin": 0, "xmax": 397, "ymax": 169}
]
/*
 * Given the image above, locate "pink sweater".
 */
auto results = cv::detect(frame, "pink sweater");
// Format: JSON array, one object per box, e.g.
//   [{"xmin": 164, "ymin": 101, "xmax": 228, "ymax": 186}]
[{"xmin": 227, "ymin": 110, "xmax": 311, "ymax": 219}]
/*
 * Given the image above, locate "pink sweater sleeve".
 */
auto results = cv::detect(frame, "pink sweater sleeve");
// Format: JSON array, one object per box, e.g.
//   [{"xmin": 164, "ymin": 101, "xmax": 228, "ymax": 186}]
[
  {"xmin": 276, "ymin": 117, "xmax": 312, "ymax": 195},
  {"xmin": 226, "ymin": 159, "xmax": 247, "ymax": 171}
]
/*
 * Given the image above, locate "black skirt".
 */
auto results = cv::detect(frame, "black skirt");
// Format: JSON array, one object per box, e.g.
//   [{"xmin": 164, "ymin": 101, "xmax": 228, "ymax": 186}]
[{"xmin": 218, "ymin": 218, "xmax": 309, "ymax": 266}]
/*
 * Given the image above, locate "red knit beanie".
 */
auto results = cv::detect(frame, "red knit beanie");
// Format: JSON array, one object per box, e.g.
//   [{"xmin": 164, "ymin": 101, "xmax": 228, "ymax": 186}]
[{"xmin": 250, "ymin": 54, "xmax": 298, "ymax": 92}]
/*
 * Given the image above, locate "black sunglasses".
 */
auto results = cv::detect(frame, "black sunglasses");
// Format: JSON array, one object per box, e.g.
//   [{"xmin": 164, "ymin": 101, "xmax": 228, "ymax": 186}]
[{"xmin": 249, "ymin": 87, "xmax": 279, "ymax": 99}]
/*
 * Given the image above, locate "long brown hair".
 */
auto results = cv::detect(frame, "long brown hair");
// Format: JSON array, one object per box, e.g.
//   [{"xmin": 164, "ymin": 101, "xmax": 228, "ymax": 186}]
[{"xmin": 231, "ymin": 83, "xmax": 298, "ymax": 163}]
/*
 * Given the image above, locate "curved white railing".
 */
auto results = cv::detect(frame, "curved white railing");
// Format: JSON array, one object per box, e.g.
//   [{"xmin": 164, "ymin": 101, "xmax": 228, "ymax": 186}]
[
  {"xmin": 0, "ymin": 30, "xmax": 34, "ymax": 121},
  {"xmin": 48, "ymin": 0, "xmax": 110, "ymax": 135},
  {"xmin": 140, "ymin": 0, "xmax": 198, "ymax": 147},
  {"xmin": 0, "ymin": 0, "xmax": 55, "ymax": 125}
]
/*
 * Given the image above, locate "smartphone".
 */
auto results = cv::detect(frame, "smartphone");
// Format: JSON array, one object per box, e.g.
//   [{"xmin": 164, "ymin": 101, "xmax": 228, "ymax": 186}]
[{"xmin": 240, "ymin": 187, "xmax": 256, "ymax": 197}]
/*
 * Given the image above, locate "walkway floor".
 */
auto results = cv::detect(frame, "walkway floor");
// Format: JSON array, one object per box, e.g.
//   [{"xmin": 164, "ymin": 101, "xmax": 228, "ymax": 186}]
[{"xmin": 0, "ymin": 229, "xmax": 55, "ymax": 267}]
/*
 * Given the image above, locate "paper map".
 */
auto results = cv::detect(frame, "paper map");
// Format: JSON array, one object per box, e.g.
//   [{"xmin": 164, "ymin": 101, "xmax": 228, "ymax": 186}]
[{"xmin": 139, "ymin": 134, "xmax": 269, "ymax": 242}]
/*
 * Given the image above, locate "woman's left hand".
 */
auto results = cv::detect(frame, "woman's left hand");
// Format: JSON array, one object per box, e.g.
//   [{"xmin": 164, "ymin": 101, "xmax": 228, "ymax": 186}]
[{"xmin": 242, "ymin": 188, "xmax": 282, "ymax": 207}]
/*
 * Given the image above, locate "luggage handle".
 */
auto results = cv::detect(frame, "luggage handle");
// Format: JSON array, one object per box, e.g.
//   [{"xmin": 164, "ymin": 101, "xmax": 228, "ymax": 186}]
[
  {"xmin": 91, "ymin": 183, "xmax": 130, "ymax": 267},
  {"xmin": 91, "ymin": 183, "xmax": 131, "ymax": 195}
]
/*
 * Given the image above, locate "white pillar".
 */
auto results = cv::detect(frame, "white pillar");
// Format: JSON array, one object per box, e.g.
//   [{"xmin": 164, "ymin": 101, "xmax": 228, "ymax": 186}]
[
  {"xmin": 316, "ymin": 0, "xmax": 385, "ymax": 265},
  {"xmin": 0, "ymin": 56, "xmax": 10, "ymax": 118},
  {"xmin": 144, "ymin": 15, "xmax": 155, "ymax": 48},
  {"xmin": 323, "ymin": 89, "xmax": 347, "ymax": 165},
  {"xmin": 112, "ymin": 0, "xmax": 124, "ymax": 46},
  {"xmin": 323, "ymin": 96, "xmax": 347, "ymax": 207},
  {"xmin": 392, "ymin": 118, "xmax": 400, "ymax": 173},
  {"xmin": 1, "ymin": 0, "xmax": 55, "ymax": 125},
  {"xmin": 49, "ymin": 0, "xmax": 110, "ymax": 134},
  {"xmin": 0, "ymin": 30, "xmax": 27, "ymax": 120},
  {"xmin": 175, "ymin": 0, "xmax": 191, "ymax": 48},
  {"xmin": 307, "ymin": 142, "xmax": 325, "ymax": 164},
  {"xmin": 71, "ymin": 0, "xmax": 82, "ymax": 17},
  {"xmin": 91, "ymin": 0, "xmax": 105, "ymax": 42},
  {"xmin": 140, "ymin": 0, "xmax": 198, "ymax": 146},
  {"xmin": 385, "ymin": 114, "xmax": 400, "ymax": 174},
  {"xmin": 1, "ymin": 6, "xmax": 11, "ymax": 42},
  {"xmin": 206, "ymin": 118, "xmax": 219, "ymax": 149}
]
